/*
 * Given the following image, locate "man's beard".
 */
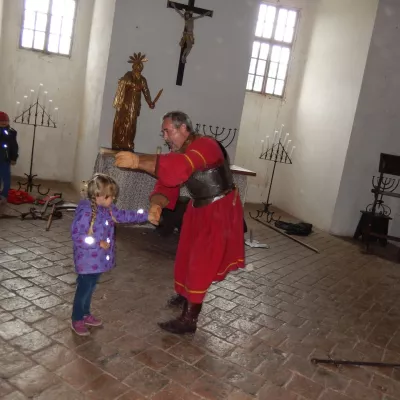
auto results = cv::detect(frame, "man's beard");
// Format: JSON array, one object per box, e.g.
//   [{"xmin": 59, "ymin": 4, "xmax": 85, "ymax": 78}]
[{"xmin": 164, "ymin": 140, "xmax": 179, "ymax": 152}]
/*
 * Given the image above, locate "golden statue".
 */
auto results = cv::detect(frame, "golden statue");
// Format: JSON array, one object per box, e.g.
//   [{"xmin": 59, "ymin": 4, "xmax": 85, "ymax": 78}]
[{"xmin": 112, "ymin": 53, "xmax": 163, "ymax": 150}]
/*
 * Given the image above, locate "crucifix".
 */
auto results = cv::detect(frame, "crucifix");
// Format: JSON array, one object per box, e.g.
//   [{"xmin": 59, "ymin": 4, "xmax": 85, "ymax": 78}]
[{"xmin": 167, "ymin": 0, "xmax": 213, "ymax": 86}]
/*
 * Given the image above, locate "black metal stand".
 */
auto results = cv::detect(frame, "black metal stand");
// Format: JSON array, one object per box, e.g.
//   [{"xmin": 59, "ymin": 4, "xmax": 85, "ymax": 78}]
[
  {"xmin": 195, "ymin": 124, "xmax": 238, "ymax": 149},
  {"xmin": 13, "ymin": 99, "xmax": 57, "ymax": 195},
  {"xmin": 250, "ymin": 138, "xmax": 292, "ymax": 223}
]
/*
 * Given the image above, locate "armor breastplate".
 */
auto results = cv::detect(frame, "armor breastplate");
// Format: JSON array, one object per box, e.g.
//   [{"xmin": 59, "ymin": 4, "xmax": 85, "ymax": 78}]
[{"xmin": 185, "ymin": 159, "xmax": 234, "ymax": 207}]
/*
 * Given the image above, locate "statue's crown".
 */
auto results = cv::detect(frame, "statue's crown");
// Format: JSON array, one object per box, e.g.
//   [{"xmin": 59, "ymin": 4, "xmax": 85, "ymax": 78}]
[{"xmin": 128, "ymin": 52, "xmax": 148, "ymax": 64}]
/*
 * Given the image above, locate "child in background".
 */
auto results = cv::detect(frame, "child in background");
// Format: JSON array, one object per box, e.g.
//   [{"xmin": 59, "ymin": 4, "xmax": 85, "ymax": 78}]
[
  {"xmin": 71, "ymin": 173, "xmax": 149, "ymax": 336},
  {"xmin": 0, "ymin": 112, "xmax": 18, "ymax": 214}
]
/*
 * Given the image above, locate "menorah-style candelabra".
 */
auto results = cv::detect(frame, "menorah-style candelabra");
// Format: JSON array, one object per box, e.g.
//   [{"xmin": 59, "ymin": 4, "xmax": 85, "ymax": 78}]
[
  {"xmin": 366, "ymin": 175, "xmax": 399, "ymax": 217},
  {"xmin": 13, "ymin": 85, "xmax": 58, "ymax": 195},
  {"xmin": 250, "ymin": 126, "xmax": 295, "ymax": 223},
  {"xmin": 195, "ymin": 124, "xmax": 237, "ymax": 149}
]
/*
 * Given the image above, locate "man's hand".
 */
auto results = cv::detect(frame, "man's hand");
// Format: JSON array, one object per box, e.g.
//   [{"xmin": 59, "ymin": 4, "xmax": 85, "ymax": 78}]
[
  {"xmin": 10, "ymin": 161, "xmax": 16, "ymax": 166},
  {"xmin": 99, "ymin": 240, "xmax": 110, "ymax": 250},
  {"xmin": 114, "ymin": 152, "xmax": 139, "ymax": 169},
  {"xmin": 148, "ymin": 203, "xmax": 162, "ymax": 226}
]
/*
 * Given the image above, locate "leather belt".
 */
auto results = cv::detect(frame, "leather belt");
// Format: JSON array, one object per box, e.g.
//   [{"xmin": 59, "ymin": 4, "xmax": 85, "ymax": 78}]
[{"xmin": 192, "ymin": 187, "xmax": 234, "ymax": 208}]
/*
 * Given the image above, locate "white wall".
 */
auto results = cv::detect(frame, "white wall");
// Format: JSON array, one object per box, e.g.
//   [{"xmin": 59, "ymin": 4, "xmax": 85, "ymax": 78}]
[
  {"xmin": 331, "ymin": 0, "xmax": 400, "ymax": 236},
  {"xmin": 0, "ymin": 0, "xmax": 94, "ymax": 182},
  {"xmin": 98, "ymin": 0, "xmax": 259, "ymax": 161},
  {"xmin": 73, "ymin": 0, "xmax": 116, "ymax": 189},
  {"xmin": 235, "ymin": 0, "xmax": 318, "ymax": 204},
  {"xmin": 0, "ymin": 0, "xmax": 4, "ymax": 54},
  {"xmin": 265, "ymin": 0, "xmax": 377, "ymax": 231}
]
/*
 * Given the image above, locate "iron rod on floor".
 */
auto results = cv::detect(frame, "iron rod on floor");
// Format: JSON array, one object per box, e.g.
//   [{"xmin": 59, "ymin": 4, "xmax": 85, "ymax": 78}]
[
  {"xmin": 311, "ymin": 358, "xmax": 400, "ymax": 368},
  {"xmin": 250, "ymin": 214, "xmax": 319, "ymax": 253}
]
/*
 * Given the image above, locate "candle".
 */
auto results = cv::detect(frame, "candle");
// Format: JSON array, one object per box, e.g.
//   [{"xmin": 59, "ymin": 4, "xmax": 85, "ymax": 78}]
[
  {"xmin": 54, "ymin": 107, "xmax": 59, "ymax": 123},
  {"xmin": 48, "ymin": 100, "xmax": 53, "ymax": 122},
  {"xmin": 287, "ymin": 139, "xmax": 292, "ymax": 149},
  {"xmin": 14, "ymin": 101, "xmax": 21, "ymax": 119},
  {"xmin": 282, "ymin": 133, "xmax": 289, "ymax": 147},
  {"xmin": 273, "ymin": 130, "xmax": 278, "ymax": 144},
  {"xmin": 37, "ymin": 83, "xmax": 43, "ymax": 101},
  {"xmin": 266, "ymin": 136, "xmax": 269, "ymax": 149},
  {"xmin": 43, "ymin": 91, "xmax": 48, "ymax": 109},
  {"xmin": 29, "ymin": 89, "xmax": 35, "ymax": 106},
  {"xmin": 279, "ymin": 124, "xmax": 284, "ymax": 139},
  {"xmin": 290, "ymin": 146, "xmax": 296, "ymax": 158},
  {"xmin": 261, "ymin": 139, "xmax": 265, "ymax": 155},
  {"xmin": 156, "ymin": 146, "xmax": 162, "ymax": 154}
]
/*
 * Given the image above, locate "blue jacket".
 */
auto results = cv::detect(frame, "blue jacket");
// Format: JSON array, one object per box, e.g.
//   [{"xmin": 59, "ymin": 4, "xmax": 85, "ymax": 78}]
[
  {"xmin": 71, "ymin": 200, "xmax": 148, "ymax": 274},
  {"xmin": 0, "ymin": 126, "xmax": 18, "ymax": 163}
]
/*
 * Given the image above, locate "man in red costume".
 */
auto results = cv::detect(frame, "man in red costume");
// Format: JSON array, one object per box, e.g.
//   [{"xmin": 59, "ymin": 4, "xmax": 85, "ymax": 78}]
[{"xmin": 114, "ymin": 111, "xmax": 245, "ymax": 334}]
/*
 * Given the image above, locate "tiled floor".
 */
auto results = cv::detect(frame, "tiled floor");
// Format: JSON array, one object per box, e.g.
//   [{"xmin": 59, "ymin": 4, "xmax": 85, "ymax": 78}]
[{"xmin": 1, "ymin": 187, "xmax": 400, "ymax": 399}]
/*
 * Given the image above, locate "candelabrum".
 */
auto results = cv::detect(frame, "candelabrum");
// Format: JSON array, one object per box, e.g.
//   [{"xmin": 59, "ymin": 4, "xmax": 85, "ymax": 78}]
[
  {"xmin": 13, "ymin": 88, "xmax": 58, "ymax": 195},
  {"xmin": 366, "ymin": 176, "xmax": 399, "ymax": 217},
  {"xmin": 195, "ymin": 124, "xmax": 238, "ymax": 149},
  {"xmin": 250, "ymin": 137, "xmax": 294, "ymax": 223}
]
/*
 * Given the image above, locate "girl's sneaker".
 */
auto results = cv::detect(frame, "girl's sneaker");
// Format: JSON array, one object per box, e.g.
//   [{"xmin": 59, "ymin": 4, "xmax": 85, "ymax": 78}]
[
  {"xmin": 71, "ymin": 320, "xmax": 90, "ymax": 336},
  {"xmin": 84, "ymin": 314, "xmax": 103, "ymax": 327}
]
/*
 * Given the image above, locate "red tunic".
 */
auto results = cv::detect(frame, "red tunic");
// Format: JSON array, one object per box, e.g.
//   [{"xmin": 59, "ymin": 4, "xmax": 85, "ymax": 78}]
[{"xmin": 151, "ymin": 136, "xmax": 245, "ymax": 303}]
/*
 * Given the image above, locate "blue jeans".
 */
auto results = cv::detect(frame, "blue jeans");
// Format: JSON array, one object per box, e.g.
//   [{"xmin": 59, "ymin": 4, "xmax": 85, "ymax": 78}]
[
  {"xmin": 0, "ymin": 162, "xmax": 10, "ymax": 198},
  {"xmin": 71, "ymin": 273, "xmax": 101, "ymax": 321}
]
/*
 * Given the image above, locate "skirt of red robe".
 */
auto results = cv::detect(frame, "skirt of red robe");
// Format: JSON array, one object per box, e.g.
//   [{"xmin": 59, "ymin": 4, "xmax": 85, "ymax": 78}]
[{"xmin": 174, "ymin": 189, "xmax": 245, "ymax": 303}]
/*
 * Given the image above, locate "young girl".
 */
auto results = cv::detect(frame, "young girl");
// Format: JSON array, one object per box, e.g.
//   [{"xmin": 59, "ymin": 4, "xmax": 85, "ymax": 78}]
[{"xmin": 70, "ymin": 173, "xmax": 149, "ymax": 336}]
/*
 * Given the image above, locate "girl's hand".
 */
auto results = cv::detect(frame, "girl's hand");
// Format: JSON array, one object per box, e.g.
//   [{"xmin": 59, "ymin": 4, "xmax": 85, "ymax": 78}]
[{"xmin": 100, "ymin": 240, "xmax": 110, "ymax": 250}]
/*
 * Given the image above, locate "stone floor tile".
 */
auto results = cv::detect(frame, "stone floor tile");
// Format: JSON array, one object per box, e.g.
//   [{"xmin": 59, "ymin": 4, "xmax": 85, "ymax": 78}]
[
  {"xmin": 0, "ymin": 378, "xmax": 14, "ymax": 397},
  {"xmin": 168, "ymin": 341, "xmax": 206, "ymax": 365},
  {"xmin": 0, "ymin": 296, "xmax": 31, "ymax": 311},
  {"xmin": 345, "ymin": 380, "xmax": 382, "ymax": 400},
  {"xmin": 116, "ymin": 390, "xmax": 145, "ymax": 399},
  {"xmin": 32, "ymin": 294, "xmax": 63, "ymax": 309},
  {"xmin": 123, "ymin": 367, "xmax": 170, "ymax": 397},
  {"xmin": 190, "ymin": 374, "xmax": 233, "ymax": 400},
  {"xmin": 0, "ymin": 319, "xmax": 33, "ymax": 340},
  {"xmin": 33, "ymin": 316, "xmax": 69, "ymax": 335},
  {"xmin": 10, "ymin": 330, "xmax": 53, "ymax": 354},
  {"xmin": 257, "ymin": 384, "xmax": 298, "ymax": 400},
  {"xmin": 56, "ymin": 358, "xmax": 104, "ymax": 389},
  {"xmin": 161, "ymin": 359, "xmax": 204, "ymax": 387},
  {"xmin": 34, "ymin": 382, "xmax": 86, "ymax": 400},
  {"xmin": 32, "ymin": 343, "xmax": 77, "ymax": 370},
  {"xmin": 1, "ymin": 277, "xmax": 32, "ymax": 290},
  {"xmin": 8, "ymin": 365, "xmax": 60, "ymax": 397},
  {"xmin": 12, "ymin": 305, "xmax": 50, "ymax": 323},
  {"xmin": 2, "ymin": 391, "xmax": 29, "ymax": 400},
  {"xmin": 82, "ymin": 373, "xmax": 130, "ymax": 400},
  {"xmin": 286, "ymin": 373, "xmax": 324, "ymax": 400}
]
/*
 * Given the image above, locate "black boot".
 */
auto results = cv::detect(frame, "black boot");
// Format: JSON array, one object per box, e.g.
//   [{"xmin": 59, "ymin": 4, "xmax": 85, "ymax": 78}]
[
  {"xmin": 158, "ymin": 302, "xmax": 202, "ymax": 334},
  {"xmin": 166, "ymin": 294, "xmax": 186, "ymax": 309}
]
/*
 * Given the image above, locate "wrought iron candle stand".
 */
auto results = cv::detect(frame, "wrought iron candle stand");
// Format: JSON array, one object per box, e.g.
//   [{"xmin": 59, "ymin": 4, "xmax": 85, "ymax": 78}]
[
  {"xmin": 366, "ymin": 175, "xmax": 399, "ymax": 217},
  {"xmin": 14, "ymin": 99, "xmax": 57, "ymax": 195},
  {"xmin": 195, "ymin": 124, "xmax": 237, "ymax": 149},
  {"xmin": 250, "ymin": 139, "xmax": 292, "ymax": 223}
]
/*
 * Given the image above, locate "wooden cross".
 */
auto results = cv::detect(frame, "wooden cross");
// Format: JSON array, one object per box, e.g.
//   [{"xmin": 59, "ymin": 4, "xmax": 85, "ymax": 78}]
[{"xmin": 167, "ymin": 0, "xmax": 213, "ymax": 86}]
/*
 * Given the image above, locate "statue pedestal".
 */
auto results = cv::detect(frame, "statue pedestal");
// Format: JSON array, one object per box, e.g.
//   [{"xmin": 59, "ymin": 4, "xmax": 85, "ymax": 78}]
[{"xmin": 93, "ymin": 150, "xmax": 256, "ymax": 211}]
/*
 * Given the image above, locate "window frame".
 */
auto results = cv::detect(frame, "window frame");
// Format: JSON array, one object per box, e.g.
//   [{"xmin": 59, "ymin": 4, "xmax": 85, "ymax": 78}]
[
  {"xmin": 247, "ymin": 3, "xmax": 300, "ymax": 98},
  {"xmin": 19, "ymin": 0, "xmax": 78, "ymax": 58}
]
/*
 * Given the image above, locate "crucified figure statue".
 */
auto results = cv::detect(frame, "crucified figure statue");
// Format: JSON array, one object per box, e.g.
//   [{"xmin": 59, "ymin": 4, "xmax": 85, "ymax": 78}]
[{"xmin": 171, "ymin": 3, "xmax": 212, "ymax": 63}]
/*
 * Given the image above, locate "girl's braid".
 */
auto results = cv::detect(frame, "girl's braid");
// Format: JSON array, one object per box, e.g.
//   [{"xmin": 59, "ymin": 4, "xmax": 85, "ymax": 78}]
[{"xmin": 88, "ymin": 196, "xmax": 97, "ymax": 235}]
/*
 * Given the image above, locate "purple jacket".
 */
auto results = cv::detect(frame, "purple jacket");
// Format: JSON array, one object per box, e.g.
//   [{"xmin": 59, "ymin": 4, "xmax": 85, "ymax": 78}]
[{"xmin": 71, "ymin": 200, "xmax": 148, "ymax": 274}]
